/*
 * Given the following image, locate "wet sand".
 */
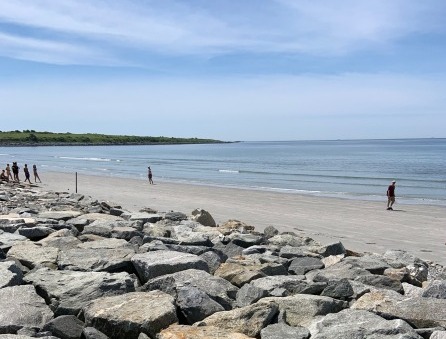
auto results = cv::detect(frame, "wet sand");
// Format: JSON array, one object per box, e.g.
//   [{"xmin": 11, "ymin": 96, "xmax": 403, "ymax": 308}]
[{"xmin": 38, "ymin": 171, "xmax": 446, "ymax": 265}]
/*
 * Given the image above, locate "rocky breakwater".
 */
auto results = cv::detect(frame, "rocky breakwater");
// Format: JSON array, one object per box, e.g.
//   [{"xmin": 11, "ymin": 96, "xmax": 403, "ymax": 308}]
[{"xmin": 0, "ymin": 181, "xmax": 446, "ymax": 339}]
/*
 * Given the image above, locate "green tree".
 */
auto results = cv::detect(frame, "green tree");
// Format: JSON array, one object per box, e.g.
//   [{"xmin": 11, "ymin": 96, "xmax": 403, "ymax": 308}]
[{"xmin": 27, "ymin": 133, "xmax": 38, "ymax": 142}]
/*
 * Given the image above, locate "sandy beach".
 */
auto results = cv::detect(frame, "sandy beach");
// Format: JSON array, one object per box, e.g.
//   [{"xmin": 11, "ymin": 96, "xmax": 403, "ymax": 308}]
[{"xmin": 37, "ymin": 171, "xmax": 446, "ymax": 266}]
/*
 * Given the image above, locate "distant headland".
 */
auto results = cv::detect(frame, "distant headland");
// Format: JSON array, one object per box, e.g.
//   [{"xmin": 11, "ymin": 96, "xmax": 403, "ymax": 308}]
[{"xmin": 0, "ymin": 130, "xmax": 227, "ymax": 146}]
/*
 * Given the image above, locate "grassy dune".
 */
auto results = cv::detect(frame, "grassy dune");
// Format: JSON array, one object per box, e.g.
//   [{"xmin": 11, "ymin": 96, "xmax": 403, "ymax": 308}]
[{"xmin": 0, "ymin": 130, "xmax": 224, "ymax": 146}]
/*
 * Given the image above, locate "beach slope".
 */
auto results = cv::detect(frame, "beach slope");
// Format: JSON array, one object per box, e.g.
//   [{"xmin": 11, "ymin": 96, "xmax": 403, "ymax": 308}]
[{"xmin": 41, "ymin": 171, "xmax": 446, "ymax": 265}]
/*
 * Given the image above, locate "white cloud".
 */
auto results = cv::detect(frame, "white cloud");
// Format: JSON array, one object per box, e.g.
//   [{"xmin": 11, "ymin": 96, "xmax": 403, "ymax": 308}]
[
  {"xmin": 0, "ymin": 0, "xmax": 444, "ymax": 65},
  {"xmin": 274, "ymin": 0, "xmax": 427, "ymax": 52},
  {"xmin": 0, "ymin": 32, "xmax": 120, "ymax": 65}
]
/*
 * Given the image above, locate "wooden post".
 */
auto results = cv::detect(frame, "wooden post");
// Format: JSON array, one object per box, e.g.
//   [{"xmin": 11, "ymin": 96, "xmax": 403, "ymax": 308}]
[{"xmin": 75, "ymin": 172, "xmax": 78, "ymax": 193}]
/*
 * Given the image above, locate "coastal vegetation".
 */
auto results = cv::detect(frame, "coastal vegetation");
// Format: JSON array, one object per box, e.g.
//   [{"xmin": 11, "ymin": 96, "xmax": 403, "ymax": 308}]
[{"xmin": 0, "ymin": 130, "xmax": 224, "ymax": 146}]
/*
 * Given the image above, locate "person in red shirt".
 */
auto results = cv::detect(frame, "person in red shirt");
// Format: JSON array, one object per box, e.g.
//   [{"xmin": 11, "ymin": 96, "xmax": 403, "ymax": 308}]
[{"xmin": 387, "ymin": 180, "xmax": 396, "ymax": 210}]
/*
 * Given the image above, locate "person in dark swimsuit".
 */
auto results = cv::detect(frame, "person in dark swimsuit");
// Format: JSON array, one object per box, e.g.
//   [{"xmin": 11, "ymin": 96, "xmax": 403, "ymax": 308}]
[
  {"xmin": 23, "ymin": 164, "xmax": 32, "ymax": 183},
  {"xmin": 148, "ymin": 166, "xmax": 153, "ymax": 184},
  {"xmin": 12, "ymin": 162, "xmax": 19, "ymax": 182}
]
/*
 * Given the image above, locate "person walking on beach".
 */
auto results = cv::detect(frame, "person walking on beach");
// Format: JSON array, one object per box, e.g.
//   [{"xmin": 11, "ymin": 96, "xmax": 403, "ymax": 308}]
[
  {"xmin": 12, "ymin": 162, "xmax": 19, "ymax": 182},
  {"xmin": 387, "ymin": 180, "xmax": 396, "ymax": 210},
  {"xmin": 148, "ymin": 166, "xmax": 154, "ymax": 184},
  {"xmin": 23, "ymin": 164, "xmax": 32, "ymax": 184},
  {"xmin": 33, "ymin": 164, "xmax": 42, "ymax": 183},
  {"xmin": 5, "ymin": 164, "xmax": 13, "ymax": 181}
]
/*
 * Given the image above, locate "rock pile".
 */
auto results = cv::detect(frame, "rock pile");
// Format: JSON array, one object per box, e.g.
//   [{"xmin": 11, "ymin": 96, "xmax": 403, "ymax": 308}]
[{"xmin": 1, "ymin": 182, "xmax": 446, "ymax": 339}]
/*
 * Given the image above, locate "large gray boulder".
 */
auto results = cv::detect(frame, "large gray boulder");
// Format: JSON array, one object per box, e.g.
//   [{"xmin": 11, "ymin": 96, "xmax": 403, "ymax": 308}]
[
  {"xmin": 18, "ymin": 226, "xmax": 55, "ymax": 240},
  {"xmin": 342, "ymin": 255, "xmax": 391, "ymax": 274},
  {"xmin": 310, "ymin": 309, "xmax": 423, "ymax": 339},
  {"xmin": 308, "ymin": 241, "xmax": 346, "ymax": 257},
  {"xmin": 199, "ymin": 250, "xmax": 222, "ymax": 274},
  {"xmin": 236, "ymin": 283, "xmax": 268, "ymax": 307},
  {"xmin": 191, "ymin": 208, "xmax": 216, "ymax": 227},
  {"xmin": 353, "ymin": 290, "xmax": 446, "ymax": 328},
  {"xmin": 143, "ymin": 269, "xmax": 238, "ymax": 310},
  {"xmin": 81, "ymin": 224, "xmax": 112, "ymax": 238},
  {"xmin": 279, "ymin": 245, "xmax": 316, "ymax": 259},
  {"xmin": 0, "ymin": 260, "xmax": 23, "ymax": 288},
  {"xmin": 307, "ymin": 261, "xmax": 371, "ymax": 282},
  {"xmin": 288, "ymin": 256, "xmax": 324, "ymax": 275},
  {"xmin": 170, "ymin": 223, "xmax": 215, "ymax": 246},
  {"xmin": 0, "ymin": 230, "xmax": 28, "ymax": 251},
  {"xmin": 382, "ymin": 250, "xmax": 429, "ymax": 285},
  {"xmin": 422, "ymin": 280, "xmax": 446, "ymax": 299},
  {"xmin": 263, "ymin": 225, "xmax": 279, "ymax": 239},
  {"xmin": 57, "ymin": 238, "xmax": 135, "ymax": 272},
  {"xmin": 7, "ymin": 242, "xmax": 59, "ymax": 269},
  {"xmin": 164, "ymin": 211, "xmax": 188, "ymax": 221},
  {"xmin": 42, "ymin": 315, "xmax": 85, "ymax": 339},
  {"xmin": 158, "ymin": 325, "xmax": 252, "ymax": 339},
  {"xmin": 268, "ymin": 234, "xmax": 319, "ymax": 247},
  {"xmin": 258, "ymin": 294, "xmax": 348, "ymax": 327},
  {"xmin": 250, "ymin": 275, "xmax": 325, "ymax": 297},
  {"xmin": 121, "ymin": 212, "xmax": 162, "ymax": 224},
  {"xmin": 131, "ymin": 250, "xmax": 209, "ymax": 283},
  {"xmin": 111, "ymin": 226, "xmax": 143, "ymax": 241},
  {"xmin": 261, "ymin": 323, "xmax": 310, "ymax": 339},
  {"xmin": 70, "ymin": 213, "xmax": 122, "ymax": 224},
  {"xmin": 24, "ymin": 268, "xmax": 136, "ymax": 316},
  {"xmin": 320, "ymin": 278, "xmax": 354, "ymax": 300},
  {"xmin": 228, "ymin": 233, "xmax": 264, "ymax": 248},
  {"xmin": 0, "ymin": 219, "xmax": 26, "ymax": 234},
  {"xmin": 170, "ymin": 230, "xmax": 212, "ymax": 246},
  {"xmin": 82, "ymin": 291, "xmax": 177, "ymax": 339},
  {"xmin": 214, "ymin": 258, "xmax": 287, "ymax": 287},
  {"xmin": 355, "ymin": 274, "xmax": 404, "ymax": 294},
  {"xmin": 82, "ymin": 327, "xmax": 110, "ymax": 339},
  {"xmin": 196, "ymin": 301, "xmax": 278, "ymax": 337},
  {"xmin": 212, "ymin": 241, "xmax": 244, "ymax": 260},
  {"xmin": 176, "ymin": 286, "xmax": 225, "ymax": 323},
  {"xmin": 38, "ymin": 234, "xmax": 82, "ymax": 250},
  {"xmin": 402, "ymin": 282, "xmax": 424, "ymax": 298},
  {"xmin": 37, "ymin": 211, "xmax": 82, "ymax": 221},
  {"xmin": 431, "ymin": 331, "xmax": 446, "ymax": 339},
  {"xmin": 0, "ymin": 285, "xmax": 53, "ymax": 333}
]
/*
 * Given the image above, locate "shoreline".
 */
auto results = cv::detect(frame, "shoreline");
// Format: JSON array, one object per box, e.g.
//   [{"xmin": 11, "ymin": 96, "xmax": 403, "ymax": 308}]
[
  {"xmin": 38, "ymin": 168, "xmax": 446, "ymax": 208},
  {"xmin": 31, "ymin": 170, "xmax": 446, "ymax": 266}
]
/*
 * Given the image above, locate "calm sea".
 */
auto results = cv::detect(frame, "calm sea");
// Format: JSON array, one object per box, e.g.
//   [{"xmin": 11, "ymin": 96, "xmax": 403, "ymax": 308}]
[{"xmin": 1, "ymin": 139, "xmax": 445, "ymax": 206}]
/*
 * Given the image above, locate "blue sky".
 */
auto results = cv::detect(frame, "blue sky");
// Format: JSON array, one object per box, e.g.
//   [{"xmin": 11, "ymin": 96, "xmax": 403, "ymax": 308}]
[{"xmin": 1, "ymin": 0, "xmax": 446, "ymax": 141}]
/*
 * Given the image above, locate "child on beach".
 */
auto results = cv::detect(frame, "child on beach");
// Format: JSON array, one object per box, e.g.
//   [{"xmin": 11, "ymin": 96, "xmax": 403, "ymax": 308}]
[{"xmin": 33, "ymin": 164, "xmax": 42, "ymax": 183}]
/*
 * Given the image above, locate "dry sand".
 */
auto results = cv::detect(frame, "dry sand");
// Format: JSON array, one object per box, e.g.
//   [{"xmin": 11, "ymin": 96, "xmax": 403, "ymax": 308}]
[{"xmin": 38, "ymin": 171, "xmax": 446, "ymax": 265}]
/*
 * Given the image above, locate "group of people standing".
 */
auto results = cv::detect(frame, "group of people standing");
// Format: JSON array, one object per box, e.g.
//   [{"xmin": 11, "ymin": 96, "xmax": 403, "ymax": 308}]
[{"xmin": 1, "ymin": 162, "xmax": 41, "ymax": 184}]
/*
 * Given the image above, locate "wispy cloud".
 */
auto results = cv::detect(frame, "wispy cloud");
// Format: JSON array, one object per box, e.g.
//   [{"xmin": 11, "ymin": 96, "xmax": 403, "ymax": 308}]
[
  {"xmin": 0, "ymin": 32, "xmax": 121, "ymax": 65},
  {"xmin": 0, "ymin": 1, "xmax": 444, "ymax": 66}
]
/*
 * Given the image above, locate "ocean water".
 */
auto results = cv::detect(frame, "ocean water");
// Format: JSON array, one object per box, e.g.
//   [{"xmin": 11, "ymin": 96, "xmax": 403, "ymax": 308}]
[{"xmin": 1, "ymin": 139, "xmax": 445, "ymax": 206}]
